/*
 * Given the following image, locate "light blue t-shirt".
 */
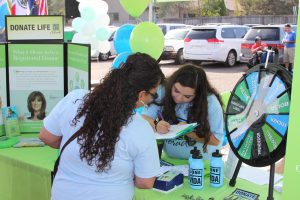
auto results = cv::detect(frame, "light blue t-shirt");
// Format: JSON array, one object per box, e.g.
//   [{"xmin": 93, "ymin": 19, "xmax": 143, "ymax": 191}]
[
  {"xmin": 44, "ymin": 89, "xmax": 160, "ymax": 200},
  {"xmin": 142, "ymin": 85, "xmax": 224, "ymax": 160},
  {"xmin": 283, "ymin": 31, "xmax": 296, "ymax": 48}
]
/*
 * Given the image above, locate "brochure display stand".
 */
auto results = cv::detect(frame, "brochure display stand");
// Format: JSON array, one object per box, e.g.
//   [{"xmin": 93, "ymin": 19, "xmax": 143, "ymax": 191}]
[
  {"xmin": 1, "ymin": 16, "xmax": 91, "ymax": 133},
  {"xmin": 225, "ymin": 63, "xmax": 292, "ymax": 200}
]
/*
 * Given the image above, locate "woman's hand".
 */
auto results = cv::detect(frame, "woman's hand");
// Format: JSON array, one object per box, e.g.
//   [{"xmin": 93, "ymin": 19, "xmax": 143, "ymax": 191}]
[
  {"xmin": 177, "ymin": 122, "xmax": 187, "ymax": 125},
  {"xmin": 156, "ymin": 120, "xmax": 170, "ymax": 134}
]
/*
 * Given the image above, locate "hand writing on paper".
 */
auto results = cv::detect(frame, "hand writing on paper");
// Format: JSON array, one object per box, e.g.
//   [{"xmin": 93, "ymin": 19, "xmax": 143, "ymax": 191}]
[{"xmin": 156, "ymin": 120, "xmax": 170, "ymax": 134}]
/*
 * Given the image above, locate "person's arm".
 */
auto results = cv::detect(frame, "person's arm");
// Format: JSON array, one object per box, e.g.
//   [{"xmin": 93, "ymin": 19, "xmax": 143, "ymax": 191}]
[
  {"xmin": 39, "ymin": 127, "xmax": 62, "ymax": 149},
  {"xmin": 142, "ymin": 114, "xmax": 170, "ymax": 134},
  {"xmin": 134, "ymin": 176, "xmax": 156, "ymax": 189},
  {"xmin": 251, "ymin": 45, "xmax": 260, "ymax": 54},
  {"xmin": 142, "ymin": 115, "xmax": 156, "ymax": 131}
]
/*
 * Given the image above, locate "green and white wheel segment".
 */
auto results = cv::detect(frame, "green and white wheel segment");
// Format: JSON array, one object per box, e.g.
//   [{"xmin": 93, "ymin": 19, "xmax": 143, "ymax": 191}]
[{"xmin": 225, "ymin": 64, "xmax": 292, "ymax": 167}]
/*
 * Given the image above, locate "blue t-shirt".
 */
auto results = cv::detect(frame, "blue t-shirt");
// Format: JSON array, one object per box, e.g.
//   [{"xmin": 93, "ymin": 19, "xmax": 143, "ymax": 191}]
[
  {"xmin": 283, "ymin": 31, "xmax": 296, "ymax": 48},
  {"xmin": 44, "ymin": 89, "xmax": 160, "ymax": 200},
  {"xmin": 142, "ymin": 86, "xmax": 224, "ymax": 160}
]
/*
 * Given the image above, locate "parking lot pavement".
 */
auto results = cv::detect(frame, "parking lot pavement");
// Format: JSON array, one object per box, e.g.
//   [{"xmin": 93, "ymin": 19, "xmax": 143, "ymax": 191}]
[{"xmin": 91, "ymin": 59, "xmax": 248, "ymax": 93}]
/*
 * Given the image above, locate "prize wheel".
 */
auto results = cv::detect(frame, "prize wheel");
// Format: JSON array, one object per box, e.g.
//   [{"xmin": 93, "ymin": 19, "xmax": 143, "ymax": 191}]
[{"xmin": 225, "ymin": 64, "xmax": 292, "ymax": 167}]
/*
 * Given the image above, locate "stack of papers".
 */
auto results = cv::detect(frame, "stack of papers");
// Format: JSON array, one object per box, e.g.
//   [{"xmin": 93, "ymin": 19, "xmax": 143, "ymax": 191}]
[
  {"xmin": 155, "ymin": 123, "xmax": 198, "ymax": 140},
  {"xmin": 238, "ymin": 166, "xmax": 283, "ymax": 186}
]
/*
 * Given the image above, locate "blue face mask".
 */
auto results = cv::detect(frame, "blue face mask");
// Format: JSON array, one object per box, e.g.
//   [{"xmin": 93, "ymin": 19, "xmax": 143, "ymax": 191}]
[{"xmin": 135, "ymin": 107, "xmax": 145, "ymax": 115}]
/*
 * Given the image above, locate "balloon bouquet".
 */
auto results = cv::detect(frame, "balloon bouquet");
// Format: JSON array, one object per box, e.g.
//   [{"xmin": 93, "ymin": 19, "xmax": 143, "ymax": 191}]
[
  {"xmin": 113, "ymin": 0, "xmax": 164, "ymax": 69},
  {"xmin": 72, "ymin": 0, "xmax": 112, "ymax": 56}
]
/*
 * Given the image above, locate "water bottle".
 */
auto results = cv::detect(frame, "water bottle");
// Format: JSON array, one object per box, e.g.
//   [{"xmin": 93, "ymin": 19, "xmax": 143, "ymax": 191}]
[
  {"xmin": 210, "ymin": 150, "xmax": 224, "ymax": 188},
  {"xmin": 189, "ymin": 149, "xmax": 204, "ymax": 190},
  {"xmin": 188, "ymin": 147, "xmax": 198, "ymax": 164},
  {"xmin": 188, "ymin": 147, "xmax": 198, "ymax": 179}
]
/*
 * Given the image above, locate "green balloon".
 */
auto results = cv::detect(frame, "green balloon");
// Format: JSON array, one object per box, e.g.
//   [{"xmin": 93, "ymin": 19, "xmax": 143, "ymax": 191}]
[
  {"xmin": 120, "ymin": 0, "xmax": 151, "ymax": 18},
  {"xmin": 130, "ymin": 22, "xmax": 164, "ymax": 60}
]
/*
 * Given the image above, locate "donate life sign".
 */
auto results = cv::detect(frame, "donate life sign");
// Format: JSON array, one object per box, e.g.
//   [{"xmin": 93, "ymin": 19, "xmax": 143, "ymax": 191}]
[{"xmin": 5, "ymin": 16, "xmax": 64, "ymax": 42}]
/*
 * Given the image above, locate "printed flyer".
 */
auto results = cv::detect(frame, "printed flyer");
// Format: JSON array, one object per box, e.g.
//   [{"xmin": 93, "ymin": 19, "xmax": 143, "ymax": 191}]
[
  {"xmin": 67, "ymin": 43, "xmax": 90, "ymax": 92},
  {"xmin": 8, "ymin": 44, "xmax": 65, "ymax": 132}
]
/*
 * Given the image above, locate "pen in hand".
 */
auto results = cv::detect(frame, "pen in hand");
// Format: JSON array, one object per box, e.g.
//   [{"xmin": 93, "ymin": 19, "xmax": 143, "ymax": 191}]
[{"xmin": 156, "ymin": 111, "xmax": 170, "ymax": 133}]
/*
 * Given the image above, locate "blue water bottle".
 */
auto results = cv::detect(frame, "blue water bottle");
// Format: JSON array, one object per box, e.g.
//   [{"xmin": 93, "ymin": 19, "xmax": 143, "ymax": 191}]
[
  {"xmin": 188, "ymin": 147, "xmax": 198, "ymax": 164},
  {"xmin": 188, "ymin": 147, "xmax": 198, "ymax": 179},
  {"xmin": 189, "ymin": 149, "xmax": 204, "ymax": 190},
  {"xmin": 210, "ymin": 150, "xmax": 224, "ymax": 188}
]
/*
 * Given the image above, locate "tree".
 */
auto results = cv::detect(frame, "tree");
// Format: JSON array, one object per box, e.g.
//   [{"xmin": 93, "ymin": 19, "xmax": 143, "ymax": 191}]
[
  {"xmin": 195, "ymin": 0, "xmax": 227, "ymax": 17},
  {"xmin": 48, "ymin": 0, "xmax": 65, "ymax": 16},
  {"xmin": 239, "ymin": 0, "xmax": 299, "ymax": 15},
  {"xmin": 156, "ymin": 2, "xmax": 192, "ymax": 18}
]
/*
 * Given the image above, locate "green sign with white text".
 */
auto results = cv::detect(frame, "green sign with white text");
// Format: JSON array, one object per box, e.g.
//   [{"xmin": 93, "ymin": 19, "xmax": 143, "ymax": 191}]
[{"xmin": 282, "ymin": 6, "xmax": 300, "ymax": 199}]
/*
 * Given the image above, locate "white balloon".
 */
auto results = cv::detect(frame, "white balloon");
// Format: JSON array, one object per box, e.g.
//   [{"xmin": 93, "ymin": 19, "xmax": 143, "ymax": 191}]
[
  {"xmin": 87, "ymin": 36, "xmax": 99, "ymax": 51},
  {"xmin": 72, "ymin": 33, "xmax": 89, "ymax": 44},
  {"xmin": 94, "ymin": 0, "xmax": 109, "ymax": 14},
  {"xmin": 95, "ymin": 14, "xmax": 110, "ymax": 28},
  {"xmin": 98, "ymin": 41, "xmax": 111, "ymax": 54},
  {"xmin": 81, "ymin": 22, "xmax": 97, "ymax": 36}
]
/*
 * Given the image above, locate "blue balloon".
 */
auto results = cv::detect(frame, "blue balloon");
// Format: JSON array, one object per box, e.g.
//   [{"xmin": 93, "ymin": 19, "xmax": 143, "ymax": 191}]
[
  {"xmin": 112, "ymin": 52, "xmax": 132, "ymax": 69},
  {"xmin": 114, "ymin": 24, "xmax": 135, "ymax": 54}
]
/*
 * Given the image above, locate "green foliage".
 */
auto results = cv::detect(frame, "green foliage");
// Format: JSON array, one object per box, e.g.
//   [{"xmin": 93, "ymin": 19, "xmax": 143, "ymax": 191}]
[
  {"xmin": 239, "ymin": 0, "xmax": 299, "ymax": 15},
  {"xmin": 156, "ymin": 2, "xmax": 192, "ymax": 18},
  {"xmin": 195, "ymin": 0, "xmax": 227, "ymax": 17},
  {"xmin": 48, "ymin": 0, "xmax": 65, "ymax": 16}
]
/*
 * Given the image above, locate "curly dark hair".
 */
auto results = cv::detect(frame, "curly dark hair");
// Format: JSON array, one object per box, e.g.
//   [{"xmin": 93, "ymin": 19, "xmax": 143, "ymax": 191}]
[
  {"xmin": 161, "ymin": 64, "xmax": 223, "ymax": 152},
  {"xmin": 72, "ymin": 53, "xmax": 164, "ymax": 172},
  {"xmin": 27, "ymin": 91, "xmax": 46, "ymax": 120}
]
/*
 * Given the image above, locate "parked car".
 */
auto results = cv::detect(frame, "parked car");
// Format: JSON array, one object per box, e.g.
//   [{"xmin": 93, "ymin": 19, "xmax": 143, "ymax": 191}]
[
  {"xmin": 243, "ymin": 24, "xmax": 263, "ymax": 28},
  {"xmin": 183, "ymin": 25, "xmax": 249, "ymax": 67},
  {"xmin": 240, "ymin": 24, "xmax": 297, "ymax": 64},
  {"xmin": 157, "ymin": 23, "xmax": 187, "ymax": 35},
  {"xmin": 160, "ymin": 28, "xmax": 190, "ymax": 64},
  {"xmin": 91, "ymin": 26, "xmax": 118, "ymax": 61}
]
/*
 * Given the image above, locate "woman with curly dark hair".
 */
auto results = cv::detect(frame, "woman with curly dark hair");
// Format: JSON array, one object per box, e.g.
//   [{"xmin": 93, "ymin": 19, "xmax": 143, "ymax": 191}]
[
  {"xmin": 142, "ymin": 64, "xmax": 224, "ymax": 160},
  {"xmin": 39, "ymin": 53, "xmax": 164, "ymax": 200}
]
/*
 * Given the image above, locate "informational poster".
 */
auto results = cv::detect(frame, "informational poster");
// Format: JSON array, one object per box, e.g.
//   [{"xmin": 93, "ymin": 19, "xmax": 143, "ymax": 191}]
[
  {"xmin": 67, "ymin": 43, "xmax": 91, "ymax": 93},
  {"xmin": 0, "ymin": 44, "xmax": 7, "ymax": 136},
  {"xmin": 282, "ymin": 5, "xmax": 300, "ymax": 199},
  {"xmin": 8, "ymin": 44, "xmax": 65, "ymax": 133}
]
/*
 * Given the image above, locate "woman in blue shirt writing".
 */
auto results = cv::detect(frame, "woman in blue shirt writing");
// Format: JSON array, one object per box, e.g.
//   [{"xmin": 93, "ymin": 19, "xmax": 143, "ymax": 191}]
[{"xmin": 142, "ymin": 64, "xmax": 224, "ymax": 160}]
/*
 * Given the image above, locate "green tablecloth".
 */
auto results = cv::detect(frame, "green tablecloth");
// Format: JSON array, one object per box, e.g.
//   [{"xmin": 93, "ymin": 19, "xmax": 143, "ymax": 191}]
[
  {"xmin": 0, "ymin": 134, "xmax": 282, "ymax": 200},
  {"xmin": 0, "ymin": 134, "xmax": 57, "ymax": 200},
  {"xmin": 134, "ymin": 154, "xmax": 281, "ymax": 200}
]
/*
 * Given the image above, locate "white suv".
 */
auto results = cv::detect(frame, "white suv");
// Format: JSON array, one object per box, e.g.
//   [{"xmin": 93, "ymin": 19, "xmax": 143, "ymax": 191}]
[
  {"xmin": 183, "ymin": 25, "xmax": 249, "ymax": 67},
  {"xmin": 161, "ymin": 28, "xmax": 191, "ymax": 64}
]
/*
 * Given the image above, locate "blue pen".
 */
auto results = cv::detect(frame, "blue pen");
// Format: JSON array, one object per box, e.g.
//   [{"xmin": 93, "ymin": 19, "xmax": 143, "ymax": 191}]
[{"xmin": 158, "ymin": 111, "xmax": 164, "ymax": 121}]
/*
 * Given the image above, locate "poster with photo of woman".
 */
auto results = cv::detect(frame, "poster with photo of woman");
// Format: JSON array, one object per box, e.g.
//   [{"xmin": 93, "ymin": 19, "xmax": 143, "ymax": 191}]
[{"xmin": 8, "ymin": 43, "xmax": 65, "ymax": 133}]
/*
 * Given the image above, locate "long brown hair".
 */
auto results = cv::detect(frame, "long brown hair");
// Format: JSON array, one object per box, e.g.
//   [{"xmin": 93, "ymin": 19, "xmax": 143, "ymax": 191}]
[
  {"xmin": 72, "ymin": 53, "xmax": 164, "ymax": 172},
  {"xmin": 162, "ymin": 64, "xmax": 223, "ymax": 152}
]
